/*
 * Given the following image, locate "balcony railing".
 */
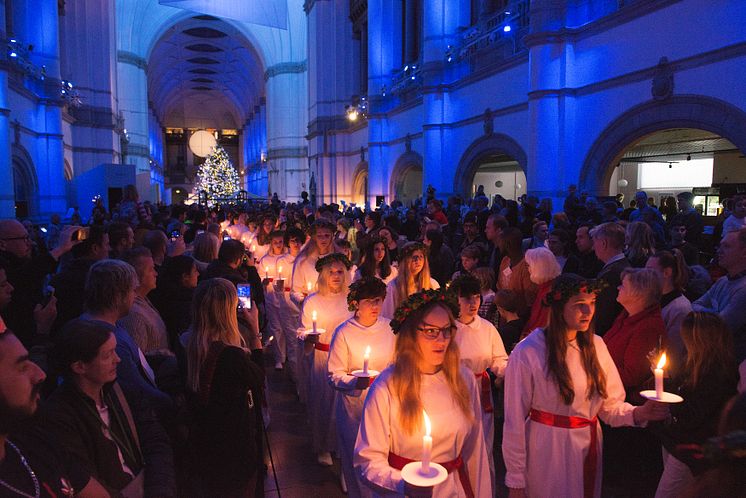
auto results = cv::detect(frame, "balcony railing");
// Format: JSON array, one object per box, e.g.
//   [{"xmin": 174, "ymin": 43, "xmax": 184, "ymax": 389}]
[{"xmin": 446, "ymin": 0, "xmax": 530, "ymax": 70}]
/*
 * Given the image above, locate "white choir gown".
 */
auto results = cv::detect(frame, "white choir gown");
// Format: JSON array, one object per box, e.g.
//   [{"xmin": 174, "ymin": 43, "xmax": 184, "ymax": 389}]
[
  {"xmin": 258, "ymin": 252, "xmax": 286, "ymax": 363},
  {"xmin": 301, "ymin": 292, "xmax": 353, "ymax": 453},
  {"xmin": 328, "ymin": 317, "xmax": 396, "ymax": 498},
  {"xmin": 354, "ymin": 366, "xmax": 493, "ymax": 497},
  {"xmin": 502, "ymin": 329, "xmax": 640, "ymax": 498},
  {"xmin": 454, "ymin": 315, "xmax": 508, "ymax": 489},
  {"xmin": 380, "ymin": 277, "xmax": 440, "ymax": 319},
  {"xmin": 290, "ymin": 253, "xmax": 320, "ymax": 402},
  {"xmin": 277, "ymin": 253, "xmax": 300, "ymax": 382},
  {"xmin": 353, "ymin": 266, "xmax": 399, "ymax": 285}
]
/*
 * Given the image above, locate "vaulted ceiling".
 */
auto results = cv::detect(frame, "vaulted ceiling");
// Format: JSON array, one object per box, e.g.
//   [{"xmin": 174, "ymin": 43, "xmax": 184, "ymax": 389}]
[{"xmin": 148, "ymin": 15, "xmax": 264, "ymax": 129}]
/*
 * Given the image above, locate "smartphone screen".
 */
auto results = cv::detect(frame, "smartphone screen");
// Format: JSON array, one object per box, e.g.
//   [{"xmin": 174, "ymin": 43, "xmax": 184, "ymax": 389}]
[
  {"xmin": 74, "ymin": 227, "xmax": 90, "ymax": 241},
  {"xmin": 237, "ymin": 284, "xmax": 252, "ymax": 309},
  {"xmin": 170, "ymin": 230, "xmax": 181, "ymax": 242}
]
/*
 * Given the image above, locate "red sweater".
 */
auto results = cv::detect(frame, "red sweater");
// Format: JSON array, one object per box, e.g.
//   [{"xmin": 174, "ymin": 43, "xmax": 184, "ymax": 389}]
[{"xmin": 603, "ymin": 304, "xmax": 666, "ymax": 392}]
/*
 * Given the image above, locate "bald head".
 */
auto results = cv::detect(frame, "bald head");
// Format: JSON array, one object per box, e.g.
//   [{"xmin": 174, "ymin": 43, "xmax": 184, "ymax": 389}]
[{"xmin": 0, "ymin": 220, "xmax": 32, "ymax": 260}]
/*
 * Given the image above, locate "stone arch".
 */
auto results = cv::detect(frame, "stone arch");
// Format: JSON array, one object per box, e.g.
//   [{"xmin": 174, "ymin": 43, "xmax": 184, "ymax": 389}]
[
  {"xmin": 11, "ymin": 144, "xmax": 39, "ymax": 218},
  {"xmin": 580, "ymin": 95, "xmax": 746, "ymax": 195},
  {"xmin": 453, "ymin": 133, "xmax": 528, "ymax": 197},
  {"xmin": 390, "ymin": 151, "xmax": 424, "ymax": 204},
  {"xmin": 351, "ymin": 161, "xmax": 368, "ymax": 206}
]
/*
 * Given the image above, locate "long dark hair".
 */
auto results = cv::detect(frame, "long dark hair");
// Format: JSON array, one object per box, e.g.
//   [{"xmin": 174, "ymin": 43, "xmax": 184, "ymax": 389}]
[
  {"xmin": 544, "ymin": 274, "xmax": 608, "ymax": 404},
  {"xmin": 359, "ymin": 237, "xmax": 392, "ymax": 280}
]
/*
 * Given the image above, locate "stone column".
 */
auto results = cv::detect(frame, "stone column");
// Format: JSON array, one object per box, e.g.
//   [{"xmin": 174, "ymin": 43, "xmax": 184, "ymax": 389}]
[
  {"xmin": 0, "ymin": 0, "xmax": 14, "ymax": 218},
  {"xmin": 116, "ymin": 52, "xmax": 151, "ymax": 196},
  {"xmin": 525, "ymin": 0, "xmax": 570, "ymax": 205}
]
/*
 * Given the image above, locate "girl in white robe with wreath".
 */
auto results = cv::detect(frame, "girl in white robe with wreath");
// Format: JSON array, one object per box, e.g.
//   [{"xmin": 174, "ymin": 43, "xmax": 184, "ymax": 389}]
[
  {"xmin": 328, "ymin": 277, "xmax": 396, "ymax": 498},
  {"xmin": 355, "ymin": 292, "xmax": 492, "ymax": 498},
  {"xmin": 502, "ymin": 274, "xmax": 670, "ymax": 498}
]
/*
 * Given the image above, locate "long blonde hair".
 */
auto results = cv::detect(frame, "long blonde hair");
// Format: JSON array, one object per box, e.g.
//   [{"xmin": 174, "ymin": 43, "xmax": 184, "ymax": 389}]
[
  {"xmin": 316, "ymin": 260, "xmax": 351, "ymax": 296},
  {"xmin": 394, "ymin": 242, "xmax": 435, "ymax": 308},
  {"xmin": 680, "ymin": 312, "xmax": 736, "ymax": 389},
  {"xmin": 186, "ymin": 278, "xmax": 244, "ymax": 391},
  {"xmin": 391, "ymin": 301, "xmax": 472, "ymax": 434}
]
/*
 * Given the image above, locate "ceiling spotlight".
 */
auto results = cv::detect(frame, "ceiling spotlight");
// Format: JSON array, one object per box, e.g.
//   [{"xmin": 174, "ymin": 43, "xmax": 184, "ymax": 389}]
[
  {"xmin": 503, "ymin": 25, "xmax": 512, "ymax": 33},
  {"xmin": 686, "ymin": 154, "xmax": 691, "ymax": 161},
  {"xmin": 668, "ymin": 163, "xmax": 673, "ymax": 168}
]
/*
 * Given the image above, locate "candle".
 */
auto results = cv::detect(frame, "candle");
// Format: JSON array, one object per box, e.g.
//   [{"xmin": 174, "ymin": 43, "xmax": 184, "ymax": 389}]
[
  {"xmin": 307, "ymin": 281, "xmax": 313, "ymax": 294},
  {"xmin": 312, "ymin": 310, "xmax": 317, "ymax": 334},
  {"xmin": 362, "ymin": 345, "xmax": 371, "ymax": 375},
  {"xmin": 422, "ymin": 410, "xmax": 432, "ymax": 473},
  {"xmin": 251, "ymin": 244, "xmax": 256, "ymax": 253},
  {"xmin": 264, "ymin": 266, "xmax": 269, "ymax": 279},
  {"xmin": 278, "ymin": 266, "xmax": 283, "ymax": 279},
  {"xmin": 655, "ymin": 352, "xmax": 666, "ymax": 399}
]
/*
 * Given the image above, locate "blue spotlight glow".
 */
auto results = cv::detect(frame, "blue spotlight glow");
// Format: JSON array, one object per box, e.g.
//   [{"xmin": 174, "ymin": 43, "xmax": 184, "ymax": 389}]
[{"xmin": 503, "ymin": 25, "xmax": 512, "ymax": 33}]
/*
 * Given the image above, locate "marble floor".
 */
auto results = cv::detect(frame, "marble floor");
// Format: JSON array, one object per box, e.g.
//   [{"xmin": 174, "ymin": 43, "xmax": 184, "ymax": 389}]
[{"xmin": 263, "ymin": 363, "xmax": 345, "ymax": 498}]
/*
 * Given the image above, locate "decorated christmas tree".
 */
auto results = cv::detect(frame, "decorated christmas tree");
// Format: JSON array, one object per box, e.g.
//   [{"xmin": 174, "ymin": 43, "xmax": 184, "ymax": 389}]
[{"xmin": 193, "ymin": 146, "xmax": 240, "ymax": 204}]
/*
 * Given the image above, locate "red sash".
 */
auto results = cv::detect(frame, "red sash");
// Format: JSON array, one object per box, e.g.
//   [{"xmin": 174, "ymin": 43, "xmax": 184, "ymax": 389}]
[
  {"xmin": 387, "ymin": 452, "xmax": 474, "ymax": 498},
  {"xmin": 529, "ymin": 409, "xmax": 598, "ymax": 498},
  {"xmin": 314, "ymin": 342, "xmax": 330, "ymax": 352},
  {"xmin": 475, "ymin": 371, "xmax": 493, "ymax": 413}
]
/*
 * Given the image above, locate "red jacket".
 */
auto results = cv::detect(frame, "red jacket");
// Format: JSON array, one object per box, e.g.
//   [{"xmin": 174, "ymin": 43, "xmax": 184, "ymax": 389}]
[{"xmin": 603, "ymin": 304, "xmax": 665, "ymax": 392}]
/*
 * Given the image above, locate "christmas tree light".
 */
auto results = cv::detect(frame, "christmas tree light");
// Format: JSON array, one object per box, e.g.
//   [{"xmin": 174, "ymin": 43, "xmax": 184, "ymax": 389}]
[{"xmin": 193, "ymin": 146, "xmax": 240, "ymax": 205}]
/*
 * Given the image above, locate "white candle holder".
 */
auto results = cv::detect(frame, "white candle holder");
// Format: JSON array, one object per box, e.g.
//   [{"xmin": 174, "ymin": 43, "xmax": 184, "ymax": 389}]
[
  {"xmin": 400, "ymin": 461, "xmax": 448, "ymax": 487},
  {"xmin": 639, "ymin": 390, "xmax": 683, "ymax": 403},
  {"xmin": 351, "ymin": 369, "xmax": 380, "ymax": 378}
]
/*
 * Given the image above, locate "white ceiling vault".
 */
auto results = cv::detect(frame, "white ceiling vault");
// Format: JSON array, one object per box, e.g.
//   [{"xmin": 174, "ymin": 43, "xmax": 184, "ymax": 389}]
[
  {"xmin": 116, "ymin": 0, "xmax": 307, "ymax": 130},
  {"xmin": 148, "ymin": 15, "xmax": 264, "ymax": 129}
]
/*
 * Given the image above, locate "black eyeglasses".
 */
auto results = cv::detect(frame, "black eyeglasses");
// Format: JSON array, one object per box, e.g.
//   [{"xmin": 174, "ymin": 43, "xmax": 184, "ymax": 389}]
[
  {"xmin": 417, "ymin": 325, "xmax": 455, "ymax": 341},
  {"xmin": 1, "ymin": 235, "xmax": 30, "ymax": 242}
]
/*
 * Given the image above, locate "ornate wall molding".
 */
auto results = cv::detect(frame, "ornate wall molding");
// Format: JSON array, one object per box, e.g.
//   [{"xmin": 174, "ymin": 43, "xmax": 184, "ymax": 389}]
[
  {"xmin": 264, "ymin": 61, "xmax": 307, "ymax": 81},
  {"xmin": 117, "ymin": 51, "xmax": 148, "ymax": 72}
]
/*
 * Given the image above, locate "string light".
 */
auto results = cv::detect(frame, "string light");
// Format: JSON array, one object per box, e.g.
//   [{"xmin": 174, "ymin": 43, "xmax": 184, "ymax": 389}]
[{"xmin": 193, "ymin": 146, "xmax": 241, "ymax": 206}]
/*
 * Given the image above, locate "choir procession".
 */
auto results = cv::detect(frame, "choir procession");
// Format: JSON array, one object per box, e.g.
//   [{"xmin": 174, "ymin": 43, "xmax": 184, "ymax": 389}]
[
  {"xmin": 2, "ymin": 0, "xmax": 746, "ymax": 496},
  {"xmin": 1, "ymin": 189, "xmax": 745, "ymax": 498}
]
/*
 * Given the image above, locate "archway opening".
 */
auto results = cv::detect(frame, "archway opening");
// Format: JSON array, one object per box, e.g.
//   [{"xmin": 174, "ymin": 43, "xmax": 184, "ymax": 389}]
[
  {"xmin": 469, "ymin": 152, "xmax": 526, "ymax": 201},
  {"xmin": 394, "ymin": 164, "xmax": 423, "ymax": 206},
  {"xmin": 608, "ymin": 128, "xmax": 745, "ymax": 218},
  {"xmin": 12, "ymin": 158, "xmax": 34, "ymax": 219},
  {"xmin": 351, "ymin": 164, "xmax": 368, "ymax": 207}
]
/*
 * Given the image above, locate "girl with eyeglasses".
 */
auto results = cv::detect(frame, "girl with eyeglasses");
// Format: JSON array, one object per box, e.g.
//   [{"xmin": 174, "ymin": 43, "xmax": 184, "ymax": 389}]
[
  {"xmin": 355, "ymin": 290, "xmax": 492, "ymax": 497},
  {"xmin": 381, "ymin": 242, "xmax": 439, "ymax": 320},
  {"xmin": 451, "ymin": 275, "xmax": 508, "ymax": 490},
  {"xmin": 502, "ymin": 274, "xmax": 669, "ymax": 498}
]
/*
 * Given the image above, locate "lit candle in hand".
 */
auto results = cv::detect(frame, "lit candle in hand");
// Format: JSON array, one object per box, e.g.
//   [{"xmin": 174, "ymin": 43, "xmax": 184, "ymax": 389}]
[
  {"xmin": 312, "ymin": 310, "xmax": 318, "ymax": 334},
  {"xmin": 278, "ymin": 266, "xmax": 283, "ymax": 279},
  {"xmin": 264, "ymin": 266, "xmax": 269, "ymax": 279},
  {"xmin": 422, "ymin": 410, "xmax": 432, "ymax": 473},
  {"xmin": 363, "ymin": 345, "xmax": 371, "ymax": 375},
  {"xmin": 655, "ymin": 353, "xmax": 666, "ymax": 399}
]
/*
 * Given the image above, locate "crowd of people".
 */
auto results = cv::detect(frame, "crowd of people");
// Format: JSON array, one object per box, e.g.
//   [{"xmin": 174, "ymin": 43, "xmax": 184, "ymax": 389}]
[{"xmin": 0, "ymin": 182, "xmax": 745, "ymax": 498}]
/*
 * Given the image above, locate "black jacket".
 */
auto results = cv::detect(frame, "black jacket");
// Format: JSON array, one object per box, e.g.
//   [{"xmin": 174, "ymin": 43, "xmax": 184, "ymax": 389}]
[
  {"xmin": 39, "ymin": 381, "xmax": 176, "ymax": 497},
  {"xmin": 50, "ymin": 257, "xmax": 97, "ymax": 333},
  {"xmin": 0, "ymin": 250, "xmax": 59, "ymax": 346},
  {"xmin": 149, "ymin": 283, "xmax": 193, "ymax": 349},
  {"xmin": 595, "ymin": 257, "xmax": 631, "ymax": 336}
]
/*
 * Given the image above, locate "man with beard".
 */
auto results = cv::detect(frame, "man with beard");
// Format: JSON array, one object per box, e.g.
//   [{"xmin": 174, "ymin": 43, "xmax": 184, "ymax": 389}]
[{"xmin": 0, "ymin": 326, "xmax": 109, "ymax": 497}]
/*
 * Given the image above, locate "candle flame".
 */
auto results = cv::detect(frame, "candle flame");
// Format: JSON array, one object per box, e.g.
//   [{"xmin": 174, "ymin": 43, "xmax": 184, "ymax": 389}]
[
  {"xmin": 364, "ymin": 345, "xmax": 371, "ymax": 359},
  {"xmin": 264, "ymin": 266, "xmax": 269, "ymax": 273},
  {"xmin": 307, "ymin": 282, "xmax": 313, "ymax": 291},
  {"xmin": 312, "ymin": 310, "xmax": 317, "ymax": 321},
  {"xmin": 423, "ymin": 410, "xmax": 431, "ymax": 437},
  {"xmin": 278, "ymin": 266, "xmax": 283, "ymax": 274},
  {"xmin": 656, "ymin": 352, "xmax": 667, "ymax": 369}
]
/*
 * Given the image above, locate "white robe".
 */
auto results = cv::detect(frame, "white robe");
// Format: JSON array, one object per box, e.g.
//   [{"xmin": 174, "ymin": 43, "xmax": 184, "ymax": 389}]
[
  {"xmin": 259, "ymin": 252, "xmax": 287, "ymax": 362},
  {"xmin": 290, "ymin": 252, "xmax": 321, "ymax": 307},
  {"xmin": 301, "ymin": 292, "xmax": 353, "ymax": 453},
  {"xmin": 353, "ymin": 266, "xmax": 399, "ymax": 285},
  {"xmin": 454, "ymin": 315, "xmax": 509, "ymax": 490},
  {"xmin": 355, "ymin": 366, "xmax": 492, "ymax": 498},
  {"xmin": 328, "ymin": 317, "xmax": 396, "ymax": 498},
  {"xmin": 380, "ymin": 277, "xmax": 440, "ymax": 319},
  {"xmin": 277, "ymin": 253, "xmax": 301, "ymax": 383},
  {"xmin": 502, "ymin": 329, "xmax": 639, "ymax": 497}
]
